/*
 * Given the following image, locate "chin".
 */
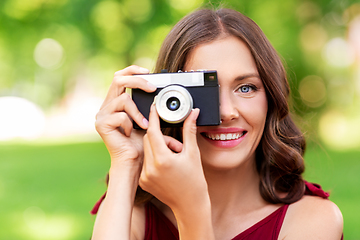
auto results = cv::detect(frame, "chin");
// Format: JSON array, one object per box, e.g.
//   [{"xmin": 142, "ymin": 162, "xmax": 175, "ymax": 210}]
[{"xmin": 199, "ymin": 148, "xmax": 255, "ymax": 172}]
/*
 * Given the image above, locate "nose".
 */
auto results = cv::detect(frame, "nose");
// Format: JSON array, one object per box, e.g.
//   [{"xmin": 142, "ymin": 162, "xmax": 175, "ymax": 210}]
[{"xmin": 219, "ymin": 88, "xmax": 239, "ymax": 123}]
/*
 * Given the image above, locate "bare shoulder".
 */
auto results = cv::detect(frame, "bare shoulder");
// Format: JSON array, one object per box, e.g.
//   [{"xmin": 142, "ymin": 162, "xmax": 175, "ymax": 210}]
[
  {"xmin": 279, "ymin": 195, "xmax": 343, "ymax": 240},
  {"xmin": 130, "ymin": 203, "xmax": 146, "ymax": 240}
]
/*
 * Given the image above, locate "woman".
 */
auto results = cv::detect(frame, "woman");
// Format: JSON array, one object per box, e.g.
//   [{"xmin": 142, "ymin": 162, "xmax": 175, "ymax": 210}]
[{"xmin": 92, "ymin": 8, "xmax": 343, "ymax": 240}]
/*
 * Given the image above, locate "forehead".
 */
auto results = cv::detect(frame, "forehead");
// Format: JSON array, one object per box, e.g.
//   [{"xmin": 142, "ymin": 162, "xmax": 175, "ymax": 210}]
[{"xmin": 184, "ymin": 36, "xmax": 259, "ymax": 78}]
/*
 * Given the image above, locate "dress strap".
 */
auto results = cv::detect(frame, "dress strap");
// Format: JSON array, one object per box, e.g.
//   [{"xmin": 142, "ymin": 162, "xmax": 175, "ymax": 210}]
[
  {"xmin": 304, "ymin": 181, "xmax": 329, "ymax": 199},
  {"xmin": 90, "ymin": 192, "xmax": 106, "ymax": 215}
]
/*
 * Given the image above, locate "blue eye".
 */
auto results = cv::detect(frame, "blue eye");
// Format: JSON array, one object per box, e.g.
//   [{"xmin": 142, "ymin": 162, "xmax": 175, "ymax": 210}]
[{"xmin": 240, "ymin": 85, "xmax": 251, "ymax": 93}]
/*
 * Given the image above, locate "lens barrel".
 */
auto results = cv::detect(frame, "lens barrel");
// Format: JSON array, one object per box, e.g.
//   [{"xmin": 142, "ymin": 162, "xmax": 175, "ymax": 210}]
[{"xmin": 155, "ymin": 85, "xmax": 193, "ymax": 124}]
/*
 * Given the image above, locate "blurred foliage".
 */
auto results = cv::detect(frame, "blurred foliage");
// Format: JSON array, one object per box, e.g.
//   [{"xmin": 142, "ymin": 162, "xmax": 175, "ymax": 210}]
[
  {"xmin": 0, "ymin": 0, "xmax": 359, "ymax": 112},
  {"xmin": 1, "ymin": 1, "xmax": 359, "ymax": 239}
]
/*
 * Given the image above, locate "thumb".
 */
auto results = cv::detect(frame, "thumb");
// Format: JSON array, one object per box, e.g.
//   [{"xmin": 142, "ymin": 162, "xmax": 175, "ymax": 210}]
[{"xmin": 182, "ymin": 108, "xmax": 200, "ymax": 151}]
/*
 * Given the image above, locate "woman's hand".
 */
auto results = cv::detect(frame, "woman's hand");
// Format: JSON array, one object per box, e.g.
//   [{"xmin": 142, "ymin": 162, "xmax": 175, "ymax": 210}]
[
  {"xmin": 95, "ymin": 65, "xmax": 156, "ymax": 168},
  {"xmin": 139, "ymin": 105, "xmax": 215, "ymax": 239},
  {"xmin": 93, "ymin": 65, "xmax": 158, "ymax": 240},
  {"xmin": 139, "ymin": 104, "xmax": 209, "ymax": 211}
]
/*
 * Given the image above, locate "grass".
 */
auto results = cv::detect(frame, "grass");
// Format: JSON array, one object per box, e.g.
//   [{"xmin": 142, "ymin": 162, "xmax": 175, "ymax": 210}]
[
  {"xmin": 0, "ymin": 141, "xmax": 358, "ymax": 239},
  {"xmin": 304, "ymin": 145, "xmax": 360, "ymax": 240},
  {"xmin": 0, "ymin": 141, "xmax": 110, "ymax": 240}
]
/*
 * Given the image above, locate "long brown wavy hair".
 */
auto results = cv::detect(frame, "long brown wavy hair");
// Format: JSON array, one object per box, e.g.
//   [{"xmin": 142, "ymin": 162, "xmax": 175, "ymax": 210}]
[{"xmin": 134, "ymin": 8, "xmax": 306, "ymax": 205}]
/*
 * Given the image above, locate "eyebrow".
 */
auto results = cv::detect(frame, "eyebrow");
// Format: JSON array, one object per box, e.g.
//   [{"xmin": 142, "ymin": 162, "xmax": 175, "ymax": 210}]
[{"xmin": 235, "ymin": 73, "xmax": 261, "ymax": 81}]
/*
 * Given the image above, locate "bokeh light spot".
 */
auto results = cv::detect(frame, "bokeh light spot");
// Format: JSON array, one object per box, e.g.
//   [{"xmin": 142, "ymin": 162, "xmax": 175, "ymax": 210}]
[
  {"xmin": 22, "ymin": 206, "xmax": 76, "ymax": 240},
  {"xmin": 102, "ymin": 23, "xmax": 134, "ymax": 53},
  {"xmin": 90, "ymin": 1, "xmax": 133, "ymax": 53},
  {"xmin": 23, "ymin": 206, "xmax": 46, "ymax": 227},
  {"xmin": 0, "ymin": 97, "xmax": 45, "ymax": 141},
  {"xmin": 91, "ymin": 1, "xmax": 122, "ymax": 31},
  {"xmin": 34, "ymin": 38, "xmax": 64, "ymax": 69},
  {"xmin": 296, "ymin": 2, "xmax": 321, "ymax": 23},
  {"xmin": 3, "ymin": 0, "xmax": 44, "ymax": 19},
  {"xmin": 123, "ymin": 0, "xmax": 153, "ymax": 23},
  {"xmin": 300, "ymin": 23, "xmax": 327, "ymax": 52},
  {"xmin": 322, "ymin": 37, "xmax": 355, "ymax": 67},
  {"xmin": 319, "ymin": 111, "xmax": 360, "ymax": 150},
  {"xmin": 343, "ymin": 3, "xmax": 360, "ymax": 23},
  {"xmin": 327, "ymin": 77, "xmax": 355, "ymax": 107},
  {"xmin": 299, "ymin": 75, "xmax": 327, "ymax": 108}
]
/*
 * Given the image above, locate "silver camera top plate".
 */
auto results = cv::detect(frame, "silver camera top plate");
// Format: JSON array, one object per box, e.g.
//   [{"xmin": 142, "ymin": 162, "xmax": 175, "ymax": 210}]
[{"xmin": 134, "ymin": 72, "xmax": 205, "ymax": 88}]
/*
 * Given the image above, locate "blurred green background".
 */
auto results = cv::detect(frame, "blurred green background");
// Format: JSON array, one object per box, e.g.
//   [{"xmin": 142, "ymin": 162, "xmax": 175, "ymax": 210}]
[{"xmin": 0, "ymin": 0, "xmax": 359, "ymax": 239}]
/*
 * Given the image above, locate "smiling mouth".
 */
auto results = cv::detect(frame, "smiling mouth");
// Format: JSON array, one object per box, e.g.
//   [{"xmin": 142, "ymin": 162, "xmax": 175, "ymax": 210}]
[{"xmin": 202, "ymin": 132, "xmax": 247, "ymax": 141}]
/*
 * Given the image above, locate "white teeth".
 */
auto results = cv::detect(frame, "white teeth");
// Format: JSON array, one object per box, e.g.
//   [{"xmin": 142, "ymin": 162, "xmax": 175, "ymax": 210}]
[
  {"xmin": 205, "ymin": 132, "xmax": 244, "ymax": 141},
  {"xmin": 220, "ymin": 134, "xmax": 226, "ymax": 140}
]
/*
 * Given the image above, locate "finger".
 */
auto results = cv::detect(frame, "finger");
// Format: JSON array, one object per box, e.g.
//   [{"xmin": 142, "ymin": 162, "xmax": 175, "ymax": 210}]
[
  {"xmin": 101, "ymin": 76, "xmax": 156, "ymax": 110},
  {"xmin": 163, "ymin": 135, "xmax": 183, "ymax": 153},
  {"xmin": 101, "ymin": 65, "xmax": 156, "ymax": 109},
  {"xmin": 102, "ymin": 93, "xmax": 149, "ymax": 130},
  {"xmin": 114, "ymin": 65, "xmax": 150, "ymax": 76},
  {"xmin": 182, "ymin": 108, "xmax": 200, "ymax": 151},
  {"xmin": 95, "ymin": 111, "xmax": 133, "ymax": 137},
  {"xmin": 113, "ymin": 76, "xmax": 157, "ymax": 94},
  {"xmin": 146, "ymin": 104, "xmax": 170, "ymax": 154},
  {"xmin": 113, "ymin": 65, "xmax": 152, "ymax": 94}
]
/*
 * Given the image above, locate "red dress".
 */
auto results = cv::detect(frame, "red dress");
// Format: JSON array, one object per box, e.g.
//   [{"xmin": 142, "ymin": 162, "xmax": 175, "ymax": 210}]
[
  {"xmin": 145, "ymin": 201, "xmax": 288, "ymax": 240},
  {"xmin": 91, "ymin": 182, "xmax": 342, "ymax": 240}
]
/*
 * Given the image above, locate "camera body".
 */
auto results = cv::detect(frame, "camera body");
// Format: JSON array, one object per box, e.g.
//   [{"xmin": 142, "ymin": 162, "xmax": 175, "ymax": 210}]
[{"xmin": 131, "ymin": 70, "xmax": 220, "ymax": 128}]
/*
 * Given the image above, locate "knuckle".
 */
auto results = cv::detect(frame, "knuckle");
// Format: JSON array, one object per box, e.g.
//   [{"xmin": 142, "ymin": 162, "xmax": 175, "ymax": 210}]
[
  {"xmin": 139, "ymin": 175, "xmax": 148, "ymax": 189},
  {"xmin": 143, "ymin": 170, "xmax": 157, "ymax": 183},
  {"xmin": 155, "ymin": 157, "xmax": 171, "ymax": 169},
  {"xmin": 183, "ymin": 122, "xmax": 197, "ymax": 137},
  {"xmin": 118, "ymin": 112, "xmax": 130, "ymax": 124},
  {"xmin": 117, "ymin": 93, "xmax": 131, "ymax": 107},
  {"xmin": 95, "ymin": 112, "xmax": 101, "ymax": 121},
  {"xmin": 113, "ymin": 76, "xmax": 125, "ymax": 86},
  {"xmin": 143, "ymin": 133, "xmax": 150, "ymax": 144},
  {"xmin": 94, "ymin": 113, "xmax": 104, "ymax": 128},
  {"xmin": 189, "ymin": 125, "xmax": 197, "ymax": 135},
  {"xmin": 121, "ymin": 92, "xmax": 132, "ymax": 101},
  {"xmin": 94, "ymin": 120, "xmax": 101, "ymax": 132},
  {"xmin": 95, "ymin": 119, "xmax": 106, "ymax": 134},
  {"xmin": 113, "ymin": 70, "xmax": 124, "ymax": 80},
  {"xmin": 141, "ymin": 167, "xmax": 153, "ymax": 181},
  {"xmin": 146, "ymin": 128, "xmax": 157, "ymax": 137}
]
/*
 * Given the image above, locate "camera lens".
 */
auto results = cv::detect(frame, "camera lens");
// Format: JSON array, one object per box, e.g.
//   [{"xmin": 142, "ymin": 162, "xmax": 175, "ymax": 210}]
[
  {"xmin": 166, "ymin": 97, "xmax": 180, "ymax": 111},
  {"xmin": 155, "ymin": 85, "xmax": 193, "ymax": 124}
]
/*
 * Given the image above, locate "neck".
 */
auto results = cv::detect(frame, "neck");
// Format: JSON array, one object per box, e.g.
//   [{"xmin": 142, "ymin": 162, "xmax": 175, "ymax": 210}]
[{"xmin": 203, "ymin": 158, "xmax": 266, "ymax": 216}]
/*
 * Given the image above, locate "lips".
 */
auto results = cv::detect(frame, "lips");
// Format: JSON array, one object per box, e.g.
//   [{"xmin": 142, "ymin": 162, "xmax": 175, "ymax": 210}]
[{"xmin": 200, "ymin": 128, "xmax": 247, "ymax": 148}]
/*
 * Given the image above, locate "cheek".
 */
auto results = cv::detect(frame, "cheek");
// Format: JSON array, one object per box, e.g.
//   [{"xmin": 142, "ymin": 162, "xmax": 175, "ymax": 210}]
[{"xmin": 241, "ymin": 97, "xmax": 268, "ymax": 129}]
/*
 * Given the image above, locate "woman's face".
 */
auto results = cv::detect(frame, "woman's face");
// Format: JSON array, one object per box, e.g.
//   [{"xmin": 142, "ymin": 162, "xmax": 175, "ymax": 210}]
[{"xmin": 184, "ymin": 36, "xmax": 268, "ymax": 170}]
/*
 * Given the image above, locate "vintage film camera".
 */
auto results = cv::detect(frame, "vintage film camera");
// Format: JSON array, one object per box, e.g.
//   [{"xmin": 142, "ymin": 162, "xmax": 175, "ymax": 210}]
[{"xmin": 130, "ymin": 70, "xmax": 220, "ymax": 128}]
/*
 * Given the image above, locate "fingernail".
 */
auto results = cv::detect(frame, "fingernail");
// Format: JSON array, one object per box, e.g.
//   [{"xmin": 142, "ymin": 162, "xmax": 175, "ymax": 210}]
[
  {"xmin": 192, "ymin": 108, "xmax": 200, "ymax": 120},
  {"xmin": 147, "ymin": 81, "xmax": 157, "ymax": 91},
  {"xmin": 143, "ymin": 118, "xmax": 149, "ymax": 127}
]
